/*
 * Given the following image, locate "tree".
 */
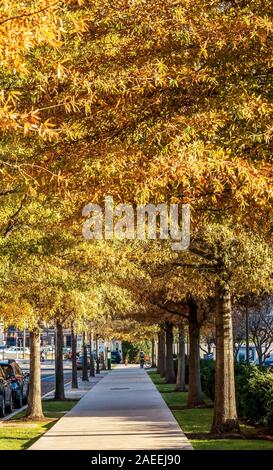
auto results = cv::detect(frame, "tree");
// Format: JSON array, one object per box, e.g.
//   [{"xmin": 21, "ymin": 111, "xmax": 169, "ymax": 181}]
[
  {"xmin": 164, "ymin": 320, "xmax": 176, "ymax": 384},
  {"xmin": 157, "ymin": 326, "xmax": 165, "ymax": 376},
  {"xmin": 71, "ymin": 323, "xmax": 78, "ymax": 389},
  {"xmin": 188, "ymin": 223, "xmax": 273, "ymax": 433},
  {"xmin": 1, "ymin": 0, "xmax": 273, "ymax": 439},
  {"xmin": 82, "ymin": 331, "xmax": 89, "ymax": 381},
  {"xmin": 249, "ymin": 297, "xmax": 273, "ymax": 364},
  {"xmin": 187, "ymin": 297, "xmax": 204, "ymax": 407},
  {"xmin": 27, "ymin": 327, "xmax": 43, "ymax": 419},
  {"xmin": 175, "ymin": 321, "xmax": 186, "ymax": 392},
  {"xmin": 232, "ymin": 309, "xmax": 246, "ymax": 361},
  {"xmin": 0, "ymin": 296, "xmax": 45, "ymax": 420}
]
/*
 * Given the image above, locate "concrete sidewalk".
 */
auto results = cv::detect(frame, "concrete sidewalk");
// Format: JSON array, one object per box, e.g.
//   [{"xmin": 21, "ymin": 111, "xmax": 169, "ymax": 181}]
[{"xmin": 30, "ymin": 365, "xmax": 193, "ymax": 450}]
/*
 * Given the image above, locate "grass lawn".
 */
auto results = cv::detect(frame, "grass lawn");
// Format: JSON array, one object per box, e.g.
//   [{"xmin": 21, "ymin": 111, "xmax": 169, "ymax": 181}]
[
  {"xmin": 0, "ymin": 399, "xmax": 77, "ymax": 450},
  {"xmin": 148, "ymin": 371, "xmax": 273, "ymax": 450}
]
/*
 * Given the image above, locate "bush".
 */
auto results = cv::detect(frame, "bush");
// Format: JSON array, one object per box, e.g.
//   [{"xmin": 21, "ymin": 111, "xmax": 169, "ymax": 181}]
[
  {"xmin": 265, "ymin": 387, "xmax": 273, "ymax": 432},
  {"xmin": 237, "ymin": 367, "xmax": 267, "ymax": 423},
  {"xmin": 185, "ymin": 358, "xmax": 273, "ymax": 431},
  {"xmin": 200, "ymin": 359, "xmax": 215, "ymax": 401},
  {"xmin": 236, "ymin": 365, "xmax": 273, "ymax": 427}
]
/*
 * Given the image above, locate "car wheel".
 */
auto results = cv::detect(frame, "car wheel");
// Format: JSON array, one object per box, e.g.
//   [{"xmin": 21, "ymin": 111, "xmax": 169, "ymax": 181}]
[
  {"xmin": 0, "ymin": 397, "xmax": 5, "ymax": 418},
  {"xmin": 14, "ymin": 390, "xmax": 23, "ymax": 408}
]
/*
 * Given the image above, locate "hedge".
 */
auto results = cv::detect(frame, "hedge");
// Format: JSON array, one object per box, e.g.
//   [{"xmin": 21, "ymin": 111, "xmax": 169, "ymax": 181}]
[{"xmin": 199, "ymin": 360, "xmax": 273, "ymax": 431}]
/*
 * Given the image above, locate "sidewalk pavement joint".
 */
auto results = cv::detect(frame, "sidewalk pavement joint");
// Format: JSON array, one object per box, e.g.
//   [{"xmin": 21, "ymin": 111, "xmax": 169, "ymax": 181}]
[{"xmin": 30, "ymin": 365, "xmax": 193, "ymax": 450}]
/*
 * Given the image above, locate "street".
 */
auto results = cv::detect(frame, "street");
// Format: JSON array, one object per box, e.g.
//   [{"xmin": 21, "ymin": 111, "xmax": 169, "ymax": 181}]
[
  {"xmin": 0, "ymin": 361, "xmax": 75, "ymax": 420},
  {"xmin": 18, "ymin": 361, "xmax": 73, "ymax": 396},
  {"xmin": 40, "ymin": 368, "xmax": 73, "ymax": 395}
]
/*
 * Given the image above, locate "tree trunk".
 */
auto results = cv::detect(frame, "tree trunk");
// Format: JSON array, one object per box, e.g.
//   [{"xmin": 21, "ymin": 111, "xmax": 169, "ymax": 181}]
[
  {"xmin": 101, "ymin": 342, "xmax": 107, "ymax": 370},
  {"xmin": 71, "ymin": 327, "xmax": 78, "ymax": 389},
  {"xmin": 55, "ymin": 321, "xmax": 65, "ymax": 400},
  {"xmin": 157, "ymin": 327, "xmax": 165, "ymax": 376},
  {"xmin": 245, "ymin": 304, "xmax": 250, "ymax": 366},
  {"xmin": 151, "ymin": 337, "xmax": 156, "ymax": 368},
  {"xmin": 176, "ymin": 322, "xmax": 186, "ymax": 392},
  {"xmin": 26, "ymin": 328, "xmax": 44, "ymax": 419},
  {"xmin": 89, "ymin": 328, "xmax": 95, "ymax": 377},
  {"xmin": 96, "ymin": 334, "xmax": 100, "ymax": 374},
  {"xmin": 211, "ymin": 283, "xmax": 240, "ymax": 434},
  {"xmin": 82, "ymin": 331, "xmax": 89, "ymax": 381},
  {"xmin": 165, "ymin": 321, "xmax": 176, "ymax": 384},
  {"xmin": 187, "ymin": 299, "xmax": 204, "ymax": 407},
  {"xmin": 258, "ymin": 350, "xmax": 263, "ymax": 365}
]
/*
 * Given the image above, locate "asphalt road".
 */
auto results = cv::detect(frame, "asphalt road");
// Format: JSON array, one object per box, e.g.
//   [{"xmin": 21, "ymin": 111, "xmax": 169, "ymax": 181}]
[
  {"xmin": 19, "ymin": 362, "xmax": 74, "ymax": 395},
  {"xmin": 0, "ymin": 363, "xmax": 76, "ymax": 420},
  {"xmin": 40, "ymin": 369, "xmax": 73, "ymax": 395}
]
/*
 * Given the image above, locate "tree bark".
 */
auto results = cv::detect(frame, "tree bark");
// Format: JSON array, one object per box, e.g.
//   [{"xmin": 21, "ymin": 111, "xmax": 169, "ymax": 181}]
[
  {"xmin": 165, "ymin": 321, "xmax": 176, "ymax": 383},
  {"xmin": 211, "ymin": 283, "xmax": 240, "ymax": 434},
  {"xmin": 55, "ymin": 321, "xmax": 65, "ymax": 400},
  {"xmin": 26, "ymin": 328, "xmax": 44, "ymax": 419},
  {"xmin": 71, "ymin": 326, "xmax": 78, "ymax": 389},
  {"xmin": 89, "ymin": 328, "xmax": 95, "ymax": 377},
  {"xmin": 187, "ymin": 299, "xmax": 204, "ymax": 407},
  {"xmin": 95, "ymin": 334, "xmax": 100, "ymax": 374},
  {"xmin": 176, "ymin": 322, "xmax": 186, "ymax": 392},
  {"xmin": 245, "ymin": 304, "xmax": 250, "ymax": 365},
  {"xmin": 151, "ymin": 337, "xmax": 156, "ymax": 368},
  {"xmin": 82, "ymin": 331, "xmax": 89, "ymax": 381},
  {"xmin": 157, "ymin": 327, "xmax": 165, "ymax": 376}
]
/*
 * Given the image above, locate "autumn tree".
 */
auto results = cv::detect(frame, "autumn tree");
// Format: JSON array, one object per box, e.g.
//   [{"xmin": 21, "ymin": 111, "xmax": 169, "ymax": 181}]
[{"xmin": 187, "ymin": 223, "xmax": 273, "ymax": 433}]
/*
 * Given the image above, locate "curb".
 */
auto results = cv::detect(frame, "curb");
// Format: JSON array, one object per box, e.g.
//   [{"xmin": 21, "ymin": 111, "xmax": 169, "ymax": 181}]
[{"xmin": 0, "ymin": 381, "xmax": 72, "ymax": 422}]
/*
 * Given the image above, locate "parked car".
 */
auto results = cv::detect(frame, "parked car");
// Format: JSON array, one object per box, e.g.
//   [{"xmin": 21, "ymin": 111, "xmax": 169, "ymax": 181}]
[
  {"xmin": 76, "ymin": 356, "xmax": 90, "ymax": 369},
  {"xmin": 0, "ymin": 360, "xmax": 29, "ymax": 408},
  {"xmin": 0, "ymin": 366, "xmax": 13, "ymax": 417},
  {"xmin": 111, "ymin": 351, "xmax": 121, "ymax": 364},
  {"xmin": 64, "ymin": 349, "xmax": 73, "ymax": 360},
  {"xmin": 62, "ymin": 347, "xmax": 71, "ymax": 357},
  {"xmin": 263, "ymin": 356, "xmax": 273, "ymax": 368},
  {"xmin": 203, "ymin": 353, "xmax": 214, "ymax": 360},
  {"xmin": 42, "ymin": 345, "xmax": 54, "ymax": 352},
  {"xmin": 7, "ymin": 346, "xmax": 30, "ymax": 353},
  {"xmin": 2, "ymin": 346, "xmax": 30, "ymax": 357}
]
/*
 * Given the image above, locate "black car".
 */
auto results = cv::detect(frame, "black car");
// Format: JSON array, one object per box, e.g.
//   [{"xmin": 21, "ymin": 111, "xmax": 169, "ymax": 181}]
[
  {"xmin": 0, "ymin": 366, "xmax": 13, "ymax": 417},
  {"xmin": 111, "ymin": 351, "xmax": 121, "ymax": 364},
  {"xmin": 0, "ymin": 360, "xmax": 29, "ymax": 408}
]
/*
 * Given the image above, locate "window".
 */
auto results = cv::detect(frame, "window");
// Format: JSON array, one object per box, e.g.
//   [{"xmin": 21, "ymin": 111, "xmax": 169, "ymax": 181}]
[{"xmin": 2, "ymin": 365, "xmax": 14, "ymax": 379}]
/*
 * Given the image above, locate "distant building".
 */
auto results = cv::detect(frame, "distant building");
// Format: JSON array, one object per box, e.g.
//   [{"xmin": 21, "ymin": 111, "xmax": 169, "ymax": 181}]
[{"xmin": 1, "ymin": 324, "xmax": 122, "ymax": 360}]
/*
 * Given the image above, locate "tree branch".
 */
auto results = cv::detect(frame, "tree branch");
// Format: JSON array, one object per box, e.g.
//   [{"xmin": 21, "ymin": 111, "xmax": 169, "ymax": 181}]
[
  {"xmin": 3, "ymin": 195, "xmax": 26, "ymax": 237},
  {"xmin": 153, "ymin": 300, "xmax": 188, "ymax": 319},
  {"xmin": 0, "ymin": 187, "xmax": 20, "ymax": 197},
  {"xmin": 0, "ymin": 1, "xmax": 60, "ymax": 26}
]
